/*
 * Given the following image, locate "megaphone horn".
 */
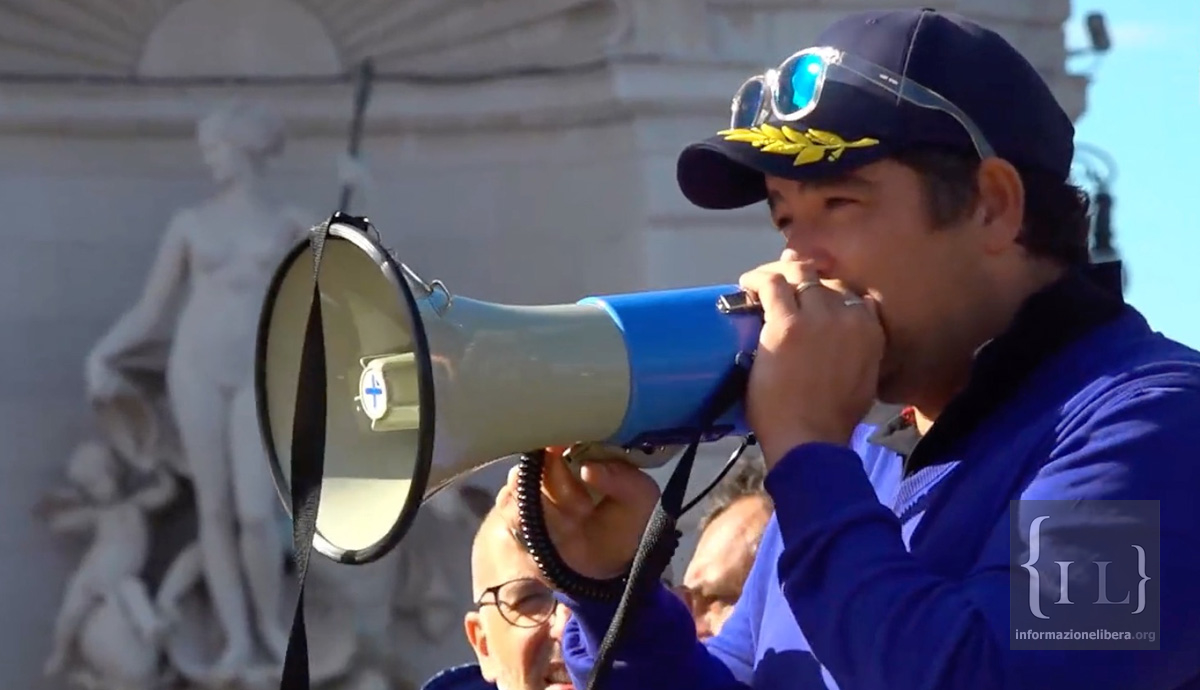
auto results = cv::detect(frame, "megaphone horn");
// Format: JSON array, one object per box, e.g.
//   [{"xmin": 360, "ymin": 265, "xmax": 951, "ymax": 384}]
[{"xmin": 255, "ymin": 216, "xmax": 762, "ymax": 564}]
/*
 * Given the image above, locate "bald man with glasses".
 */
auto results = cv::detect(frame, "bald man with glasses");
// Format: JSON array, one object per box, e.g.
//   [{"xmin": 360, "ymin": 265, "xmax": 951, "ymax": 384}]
[{"xmin": 420, "ymin": 504, "xmax": 574, "ymax": 690}]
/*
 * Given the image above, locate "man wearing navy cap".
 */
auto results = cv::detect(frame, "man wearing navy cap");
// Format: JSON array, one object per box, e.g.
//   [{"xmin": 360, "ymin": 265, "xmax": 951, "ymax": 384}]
[{"xmin": 494, "ymin": 7, "xmax": 1200, "ymax": 690}]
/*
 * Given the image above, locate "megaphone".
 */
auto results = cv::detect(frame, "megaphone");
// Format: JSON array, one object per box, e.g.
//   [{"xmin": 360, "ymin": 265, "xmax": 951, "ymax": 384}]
[{"xmin": 255, "ymin": 216, "xmax": 762, "ymax": 564}]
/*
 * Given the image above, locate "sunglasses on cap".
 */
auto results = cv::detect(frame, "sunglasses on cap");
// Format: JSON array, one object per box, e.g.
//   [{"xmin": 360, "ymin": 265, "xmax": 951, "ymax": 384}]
[{"xmin": 730, "ymin": 46, "xmax": 996, "ymax": 159}]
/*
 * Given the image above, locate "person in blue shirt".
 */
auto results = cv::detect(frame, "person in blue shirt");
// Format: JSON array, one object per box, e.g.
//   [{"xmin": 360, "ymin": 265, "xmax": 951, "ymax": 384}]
[{"xmin": 491, "ymin": 7, "xmax": 1200, "ymax": 690}]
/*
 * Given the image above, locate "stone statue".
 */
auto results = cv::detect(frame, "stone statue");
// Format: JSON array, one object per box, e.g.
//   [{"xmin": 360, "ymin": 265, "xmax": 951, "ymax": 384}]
[
  {"xmin": 71, "ymin": 98, "xmax": 490, "ymax": 689},
  {"xmin": 36, "ymin": 440, "xmax": 179, "ymax": 690},
  {"xmin": 84, "ymin": 100, "xmax": 308, "ymax": 684}
]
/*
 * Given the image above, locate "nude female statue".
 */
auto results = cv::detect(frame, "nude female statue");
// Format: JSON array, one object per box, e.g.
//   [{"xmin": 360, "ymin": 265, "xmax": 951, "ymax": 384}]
[{"xmin": 85, "ymin": 101, "xmax": 311, "ymax": 682}]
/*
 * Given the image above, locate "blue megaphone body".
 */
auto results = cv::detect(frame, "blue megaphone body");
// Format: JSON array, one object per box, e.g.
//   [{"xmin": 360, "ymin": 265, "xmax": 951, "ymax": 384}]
[{"xmin": 578, "ymin": 285, "xmax": 762, "ymax": 449}]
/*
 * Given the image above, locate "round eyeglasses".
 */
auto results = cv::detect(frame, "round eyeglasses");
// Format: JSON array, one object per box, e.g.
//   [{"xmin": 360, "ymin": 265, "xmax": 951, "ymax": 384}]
[
  {"xmin": 730, "ymin": 46, "xmax": 995, "ymax": 160},
  {"xmin": 474, "ymin": 577, "xmax": 559, "ymax": 629}
]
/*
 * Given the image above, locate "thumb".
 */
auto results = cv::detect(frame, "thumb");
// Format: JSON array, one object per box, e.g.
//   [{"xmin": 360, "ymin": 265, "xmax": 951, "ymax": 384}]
[
  {"xmin": 859, "ymin": 293, "xmax": 881, "ymax": 319},
  {"xmin": 780, "ymin": 247, "xmax": 803, "ymax": 263},
  {"xmin": 580, "ymin": 460, "xmax": 659, "ymax": 507}
]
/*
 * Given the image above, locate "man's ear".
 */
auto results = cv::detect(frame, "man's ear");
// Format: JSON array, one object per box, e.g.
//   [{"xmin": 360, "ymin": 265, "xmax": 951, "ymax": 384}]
[
  {"xmin": 975, "ymin": 157, "xmax": 1025, "ymax": 254},
  {"xmin": 464, "ymin": 611, "xmax": 497, "ymax": 682}
]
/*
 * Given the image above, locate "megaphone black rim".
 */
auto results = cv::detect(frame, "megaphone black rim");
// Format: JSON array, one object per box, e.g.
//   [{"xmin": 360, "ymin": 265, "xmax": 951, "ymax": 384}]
[{"xmin": 253, "ymin": 219, "xmax": 436, "ymax": 565}]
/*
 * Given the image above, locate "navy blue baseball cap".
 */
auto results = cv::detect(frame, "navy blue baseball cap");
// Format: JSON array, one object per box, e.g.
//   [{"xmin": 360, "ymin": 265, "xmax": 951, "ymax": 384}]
[{"xmin": 677, "ymin": 8, "xmax": 1076, "ymax": 210}]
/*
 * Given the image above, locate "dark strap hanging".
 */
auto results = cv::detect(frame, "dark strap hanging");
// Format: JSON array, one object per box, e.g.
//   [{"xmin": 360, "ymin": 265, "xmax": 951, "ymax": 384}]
[{"xmin": 278, "ymin": 58, "xmax": 374, "ymax": 690}]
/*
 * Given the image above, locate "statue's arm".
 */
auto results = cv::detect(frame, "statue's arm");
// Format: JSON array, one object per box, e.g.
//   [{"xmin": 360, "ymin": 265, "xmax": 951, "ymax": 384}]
[
  {"xmin": 285, "ymin": 153, "xmax": 375, "ymax": 239},
  {"xmin": 47, "ymin": 507, "xmax": 98, "ymax": 534},
  {"xmin": 155, "ymin": 542, "xmax": 202, "ymax": 622},
  {"xmin": 39, "ymin": 486, "xmax": 85, "ymax": 508},
  {"xmin": 131, "ymin": 469, "xmax": 178, "ymax": 511},
  {"xmin": 89, "ymin": 212, "xmax": 191, "ymax": 363}
]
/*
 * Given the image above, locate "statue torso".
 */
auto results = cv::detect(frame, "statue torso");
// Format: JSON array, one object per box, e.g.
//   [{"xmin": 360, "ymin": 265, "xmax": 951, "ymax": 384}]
[
  {"xmin": 170, "ymin": 194, "xmax": 304, "ymax": 387},
  {"xmin": 84, "ymin": 504, "xmax": 150, "ymax": 588}
]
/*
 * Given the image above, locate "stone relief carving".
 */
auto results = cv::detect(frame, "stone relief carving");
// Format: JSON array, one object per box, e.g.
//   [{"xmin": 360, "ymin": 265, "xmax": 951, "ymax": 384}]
[
  {"xmin": 604, "ymin": 0, "xmax": 711, "ymax": 58},
  {"xmin": 36, "ymin": 440, "xmax": 179, "ymax": 690},
  {"xmin": 0, "ymin": 0, "xmax": 628, "ymax": 77},
  {"xmin": 39, "ymin": 100, "xmax": 488, "ymax": 690},
  {"xmin": 324, "ymin": 0, "xmax": 621, "ymax": 73}
]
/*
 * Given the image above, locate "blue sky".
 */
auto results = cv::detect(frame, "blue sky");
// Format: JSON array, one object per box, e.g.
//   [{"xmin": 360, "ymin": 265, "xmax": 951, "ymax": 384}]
[{"xmin": 1066, "ymin": 0, "xmax": 1200, "ymax": 347}]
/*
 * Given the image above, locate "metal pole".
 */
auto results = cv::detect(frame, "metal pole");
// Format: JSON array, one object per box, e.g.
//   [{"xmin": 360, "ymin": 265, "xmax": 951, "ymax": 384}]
[{"xmin": 338, "ymin": 59, "xmax": 377, "ymax": 214}]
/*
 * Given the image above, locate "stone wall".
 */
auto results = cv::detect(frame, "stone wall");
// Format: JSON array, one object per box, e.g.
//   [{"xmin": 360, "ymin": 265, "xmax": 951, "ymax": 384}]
[{"xmin": 0, "ymin": 0, "xmax": 1085, "ymax": 688}]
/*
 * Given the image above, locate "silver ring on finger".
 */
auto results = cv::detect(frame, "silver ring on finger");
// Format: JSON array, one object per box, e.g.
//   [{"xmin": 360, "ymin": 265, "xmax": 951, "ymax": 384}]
[
  {"xmin": 843, "ymin": 297, "xmax": 865, "ymax": 307},
  {"xmin": 794, "ymin": 281, "xmax": 822, "ymax": 300}
]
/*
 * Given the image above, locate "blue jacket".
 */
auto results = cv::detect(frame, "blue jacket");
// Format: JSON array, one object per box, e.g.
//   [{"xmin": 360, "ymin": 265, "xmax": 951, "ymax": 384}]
[
  {"xmin": 419, "ymin": 664, "xmax": 495, "ymax": 690},
  {"xmin": 559, "ymin": 272, "xmax": 1200, "ymax": 689}
]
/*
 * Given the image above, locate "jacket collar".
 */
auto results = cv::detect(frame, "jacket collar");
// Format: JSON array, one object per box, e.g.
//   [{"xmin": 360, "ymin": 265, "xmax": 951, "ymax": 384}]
[
  {"xmin": 869, "ymin": 264, "xmax": 1128, "ymax": 474},
  {"xmin": 419, "ymin": 664, "xmax": 496, "ymax": 690}
]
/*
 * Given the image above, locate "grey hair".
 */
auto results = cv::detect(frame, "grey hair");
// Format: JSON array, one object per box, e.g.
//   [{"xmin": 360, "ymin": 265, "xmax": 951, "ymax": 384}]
[{"xmin": 696, "ymin": 446, "xmax": 772, "ymax": 535}]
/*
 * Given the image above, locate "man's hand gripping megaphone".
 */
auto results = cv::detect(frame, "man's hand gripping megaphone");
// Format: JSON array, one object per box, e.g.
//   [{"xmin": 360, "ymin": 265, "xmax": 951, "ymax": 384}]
[
  {"xmin": 497, "ymin": 444, "xmax": 660, "ymax": 582},
  {"xmin": 496, "ymin": 250, "xmax": 885, "ymax": 584}
]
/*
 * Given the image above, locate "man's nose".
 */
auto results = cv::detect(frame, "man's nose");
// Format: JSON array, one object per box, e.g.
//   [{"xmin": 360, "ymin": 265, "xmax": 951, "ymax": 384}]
[
  {"xmin": 694, "ymin": 614, "xmax": 715, "ymax": 641},
  {"xmin": 780, "ymin": 239, "xmax": 834, "ymax": 276},
  {"xmin": 548, "ymin": 601, "xmax": 572, "ymax": 639}
]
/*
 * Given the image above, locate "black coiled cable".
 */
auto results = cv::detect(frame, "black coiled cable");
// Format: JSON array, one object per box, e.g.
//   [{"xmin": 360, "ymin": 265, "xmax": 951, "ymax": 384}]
[
  {"xmin": 513, "ymin": 434, "xmax": 756, "ymax": 603},
  {"xmin": 514, "ymin": 448, "xmax": 629, "ymax": 601},
  {"xmin": 509, "ymin": 361, "xmax": 752, "ymax": 690}
]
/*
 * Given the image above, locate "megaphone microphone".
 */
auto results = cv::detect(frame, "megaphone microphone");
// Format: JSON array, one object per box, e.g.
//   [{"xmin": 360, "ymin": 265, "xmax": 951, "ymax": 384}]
[{"xmin": 255, "ymin": 214, "xmax": 763, "ymax": 568}]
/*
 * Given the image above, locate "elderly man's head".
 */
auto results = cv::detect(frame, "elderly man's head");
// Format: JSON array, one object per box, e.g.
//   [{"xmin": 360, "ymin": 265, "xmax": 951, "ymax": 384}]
[
  {"xmin": 463, "ymin": 506, "xmax": 573, "ymax": 690},
  {"xmin": 678, "ymin": 452, "xmax": 773, "ymax": 640}
]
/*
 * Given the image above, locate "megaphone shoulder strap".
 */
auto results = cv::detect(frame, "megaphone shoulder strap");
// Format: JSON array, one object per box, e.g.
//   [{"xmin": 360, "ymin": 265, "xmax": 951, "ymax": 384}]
[
  {"xmin": 581, "ymin": 359, "xmax": 751, "ymax": 690},
  {"xmin": 278, "ymin": 213, "xmax": 340, "ymax": 690},
  {"xmin": 281, "ymin": 59, "xmax": 375, "ymax": 690}
]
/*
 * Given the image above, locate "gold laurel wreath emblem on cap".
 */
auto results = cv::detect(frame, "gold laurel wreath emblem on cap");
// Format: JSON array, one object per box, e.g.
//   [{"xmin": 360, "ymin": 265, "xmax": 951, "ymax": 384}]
[{"xmin": 717, "ymin": 123, "xmax": 880, "ymax": 166}]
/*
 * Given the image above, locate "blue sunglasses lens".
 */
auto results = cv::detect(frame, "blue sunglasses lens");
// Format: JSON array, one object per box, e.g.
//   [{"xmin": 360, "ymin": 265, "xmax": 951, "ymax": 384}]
[
  {"xmin": 732, "ymin": 79, "xmax": 765, "ymax": 128},
  {"xmin": 778, "ymin": 53, "xmax": 824, "ymax": 116}
]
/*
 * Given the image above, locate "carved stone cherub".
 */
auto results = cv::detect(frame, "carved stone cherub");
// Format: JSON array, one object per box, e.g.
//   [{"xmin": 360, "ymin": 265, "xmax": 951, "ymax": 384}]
[{"xmin": 37, "ymin": 440, "xmax": 178, "ymax": 687}]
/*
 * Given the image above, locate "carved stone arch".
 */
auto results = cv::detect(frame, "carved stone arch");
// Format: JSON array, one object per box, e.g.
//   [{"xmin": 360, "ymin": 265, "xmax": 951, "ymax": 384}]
[{"xmin": 137, "ymin": 0, "xmax": 343, "ymax": 77}]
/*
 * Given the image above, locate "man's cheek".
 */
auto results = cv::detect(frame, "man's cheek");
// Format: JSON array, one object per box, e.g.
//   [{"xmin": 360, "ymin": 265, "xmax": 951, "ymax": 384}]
[
  {"xmin": 712, "ymin": 604, "xmax": 737, "ymax": 635},
  {"xmin": 515, "ymin": 629, "xmax": 552, "ymax": 682}
]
